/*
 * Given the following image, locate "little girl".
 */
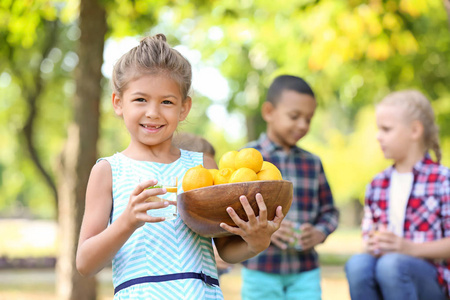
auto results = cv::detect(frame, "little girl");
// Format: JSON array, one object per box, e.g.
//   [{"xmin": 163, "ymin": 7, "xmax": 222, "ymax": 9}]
[
  {"xmin": 76, "ymin": 34, "xmax": 284, "ymax": 299},
  {"xmin": 345, "ymin": 90, "xmax": 450, "ymax": 300}
]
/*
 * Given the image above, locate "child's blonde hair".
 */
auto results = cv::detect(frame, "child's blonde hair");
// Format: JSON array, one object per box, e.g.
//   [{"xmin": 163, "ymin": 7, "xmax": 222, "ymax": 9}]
[
  {"xmin": 379, "ymin": 90, "xmax": 441, "ymax": 162},
  {"xmin": 111, "ymin": 34, "xmax": 192, "ymax": 100}
]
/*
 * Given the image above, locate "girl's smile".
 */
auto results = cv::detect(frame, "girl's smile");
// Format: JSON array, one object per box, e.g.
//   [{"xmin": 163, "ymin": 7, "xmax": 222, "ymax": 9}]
[{"xmin": 141, "ymin": 123, "xmax": 165, "ymax": 132}]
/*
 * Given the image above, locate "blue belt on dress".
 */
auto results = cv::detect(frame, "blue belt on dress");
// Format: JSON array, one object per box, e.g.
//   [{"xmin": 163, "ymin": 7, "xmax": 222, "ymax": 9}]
[{"xmin": 114, "ymin": 272, "xmax": 220, "ymax": 294}]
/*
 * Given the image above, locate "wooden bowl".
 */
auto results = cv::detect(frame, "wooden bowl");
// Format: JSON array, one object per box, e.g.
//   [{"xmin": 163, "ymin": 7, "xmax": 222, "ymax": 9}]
[{"xmin": 177, "ymin": 180, "xmax": 293, "ymax": 238}]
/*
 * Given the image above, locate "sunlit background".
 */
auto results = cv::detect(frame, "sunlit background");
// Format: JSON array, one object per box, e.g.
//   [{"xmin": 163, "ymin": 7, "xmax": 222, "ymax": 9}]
[{"xmin": 1, "ymin": 0, "xmax": 450, "ymax": 299}]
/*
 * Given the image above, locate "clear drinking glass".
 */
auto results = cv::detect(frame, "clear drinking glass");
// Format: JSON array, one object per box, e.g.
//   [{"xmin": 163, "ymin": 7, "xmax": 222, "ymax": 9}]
[
  {"xmin": 146, "ymin": 175, "xmax": 178, "ymax": 221},
  {"xmin": 288, "ymin": 222, "xmax": 303, "ymax": 250}
]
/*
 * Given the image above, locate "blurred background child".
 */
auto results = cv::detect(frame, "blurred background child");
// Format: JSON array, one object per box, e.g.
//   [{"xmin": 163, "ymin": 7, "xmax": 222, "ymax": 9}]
[
  {"xmin": 240, "ymin": 75, "xmax": 339, "ymax": 300},
  {"xmin": 345, "ymin": 90, "xmax": 450, "ymax": 300}
]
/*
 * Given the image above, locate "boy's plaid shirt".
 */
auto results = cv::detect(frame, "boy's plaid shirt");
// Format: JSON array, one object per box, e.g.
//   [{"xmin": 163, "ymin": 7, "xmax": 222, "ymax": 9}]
[
  {"xmin": 241, "ymin": 134, "xmax": 339, "ymax": 274},
  {"xmin": 361, "ymin": 154, "xmax": 450, "ymax": 296}
]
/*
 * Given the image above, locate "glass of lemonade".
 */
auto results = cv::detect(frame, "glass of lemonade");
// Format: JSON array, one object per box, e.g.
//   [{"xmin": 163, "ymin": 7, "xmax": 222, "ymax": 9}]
[{"xmin": 147, "ymin": 175, "xmax": 178, "ymax": 221}]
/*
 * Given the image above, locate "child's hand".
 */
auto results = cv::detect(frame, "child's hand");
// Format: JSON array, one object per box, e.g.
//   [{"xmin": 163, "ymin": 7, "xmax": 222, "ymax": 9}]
[
  {"xmin": 270, "ymin": 220, "xmax": 295, "ymax": 250},
  {"xmin": 297, "ymin": 223, "xmax": 325, "ymax": 250},
  {"xmin": 367, "ymin": 228, "xmax": 382, "ymax": 256},
  {"xmin": 122, "ymin": 179, "xmax": 172, "ymax": 230},
  {"xmin": 377, "ymin": 230, "xmax": 414, "ymax": 255},
  {"xmin": 220, "ymin": 193, "xmax": 284, "ymax": 255}
]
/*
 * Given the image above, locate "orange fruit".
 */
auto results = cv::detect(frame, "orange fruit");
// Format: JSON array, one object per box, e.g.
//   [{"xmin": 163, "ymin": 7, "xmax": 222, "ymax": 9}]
[
  {"xmin": 214, "ymin": 168, "xmax": 234, "ymax": 185},
  {"xmin": 229, "ymin": 167, "xmax": 258, "ymax": 183},
  {"xmin": 182, "ymin": 165, "xmax": 213, "ymax": 192},
  {"xmin": 218, "ymin": 150, "xmax": 238, "ymax": 170},
  {"xmin": 257, "ymin": 161, "xmax": 283, "ymax": 180},
  {"xmin": 235, "ymin": 148, "xmax": 263, "ymax": 173}
]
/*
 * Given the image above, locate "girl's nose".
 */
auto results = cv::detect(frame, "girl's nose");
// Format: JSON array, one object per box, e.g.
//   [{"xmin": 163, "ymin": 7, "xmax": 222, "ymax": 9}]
[{"xmin": 145, "ymin": 104, "xmax": 159, "ymax": 119}]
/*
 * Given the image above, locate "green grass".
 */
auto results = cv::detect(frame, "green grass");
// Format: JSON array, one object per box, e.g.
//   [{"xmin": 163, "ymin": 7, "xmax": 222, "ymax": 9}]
[{"xmin": 320, "ymin": 253, "xmax": 352, "ymax": 266}]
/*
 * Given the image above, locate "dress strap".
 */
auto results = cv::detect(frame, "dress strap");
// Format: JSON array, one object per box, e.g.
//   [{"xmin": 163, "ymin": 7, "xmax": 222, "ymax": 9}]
[{"xmin": 114, "ymin": 272, "xmax": 220, "ymax": 294}]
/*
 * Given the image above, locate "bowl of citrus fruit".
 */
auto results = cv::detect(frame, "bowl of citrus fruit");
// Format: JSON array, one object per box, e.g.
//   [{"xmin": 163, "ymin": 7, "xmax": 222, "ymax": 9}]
[{"xmin": 178, "ymin": 148, "xmax": 293, "ymax": 238}]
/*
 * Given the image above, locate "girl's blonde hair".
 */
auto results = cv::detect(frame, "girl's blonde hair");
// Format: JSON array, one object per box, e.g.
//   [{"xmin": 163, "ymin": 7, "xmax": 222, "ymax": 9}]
[
  {"xmin": 379, "ymin": 90, "xmax": 441, "ymax": 162},
  {"xmin": 111, "ymin": 34, "xmax": 192, "ymax": 100}
]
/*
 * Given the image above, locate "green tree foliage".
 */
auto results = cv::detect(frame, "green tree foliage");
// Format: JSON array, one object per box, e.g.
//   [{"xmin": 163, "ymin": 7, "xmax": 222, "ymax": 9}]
[{"xmin": 0, "ymin": 0, "xmax": 77, "ymax": 217}]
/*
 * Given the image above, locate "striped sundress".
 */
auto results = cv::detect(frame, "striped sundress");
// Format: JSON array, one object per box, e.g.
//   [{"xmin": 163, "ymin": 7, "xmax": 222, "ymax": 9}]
[{"xmin": 99, "ymin": 150, "xmax": 223, "ymax": 299}]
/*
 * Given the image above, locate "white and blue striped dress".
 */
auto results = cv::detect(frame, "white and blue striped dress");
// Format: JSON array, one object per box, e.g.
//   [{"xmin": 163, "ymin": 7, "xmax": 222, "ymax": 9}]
[{"xmin": 99, "ymin": 150, "xmax": 223, "ymax": 299}]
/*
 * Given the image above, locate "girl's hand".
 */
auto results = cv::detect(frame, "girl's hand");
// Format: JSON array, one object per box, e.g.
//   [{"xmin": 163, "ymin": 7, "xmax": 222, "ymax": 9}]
[
  {"xmin": 377, "ymin": 230, "xmax": 414, "ymax": 255},
  {"xmin": 271, "ymin": 220, "xmax": 295, "ymax": 250},
  {"xmin": 298, "ymin": 223, "xmax": 325, "ymax": 250},
  {"xmin": 367, "ymin": 229, "xmax": 381, "ymax": 257},
  {"xmin": 122, "ymin": 179, "xmax": 172, "ymax": 230},
  {"xmin": 220, "ymin": 193, "xmax": 284, "ymax": 255}
]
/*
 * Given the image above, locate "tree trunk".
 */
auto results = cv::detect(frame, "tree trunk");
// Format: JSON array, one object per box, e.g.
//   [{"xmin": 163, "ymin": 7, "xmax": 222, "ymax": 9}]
[
  {"xmin": 14, "ymin": 20, "xmax": 59, "ymax": 211},
  {"xmin": 246, "ymin": 113, "xmax": 265, "ymax": 142},
  {"xmin": 56, "ymin": 0, "xmax": 107, "ymax": 299}
]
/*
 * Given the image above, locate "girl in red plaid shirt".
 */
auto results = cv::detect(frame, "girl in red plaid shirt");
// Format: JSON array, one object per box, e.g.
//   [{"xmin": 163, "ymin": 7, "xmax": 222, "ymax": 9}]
[{"xmin": 345, "ymin": 90, "xmax": 450, "ymax": 300}]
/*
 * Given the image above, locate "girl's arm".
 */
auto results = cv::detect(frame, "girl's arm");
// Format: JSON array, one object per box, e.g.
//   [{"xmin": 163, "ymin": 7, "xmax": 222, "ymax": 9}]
[
  {"xmin": 378, "ymin": 231, "xmax": 450, "ymax": 259},
  {"xmin": 76, "ymin": 160, "xmax": 170, "ymax": 277},
  {"xmin": 406, "ymin": 238, "xmax": 450, "ymax": 259}
]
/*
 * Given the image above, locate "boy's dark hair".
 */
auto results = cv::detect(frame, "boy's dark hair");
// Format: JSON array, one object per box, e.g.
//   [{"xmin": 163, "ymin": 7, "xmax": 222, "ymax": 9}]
[{"xmin": 266, "ymin": 75, "xmax": 315, "ymax": 105}]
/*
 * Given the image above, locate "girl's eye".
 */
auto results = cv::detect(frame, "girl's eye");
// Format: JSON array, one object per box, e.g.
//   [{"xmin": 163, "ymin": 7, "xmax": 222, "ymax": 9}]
[
  {"xmin": 135, "ymin": 98, "xmax": 146, "ymax": 102},
  {"xmin": 162, "ymin": 100, "xmax": 174, "ymax": 105}
]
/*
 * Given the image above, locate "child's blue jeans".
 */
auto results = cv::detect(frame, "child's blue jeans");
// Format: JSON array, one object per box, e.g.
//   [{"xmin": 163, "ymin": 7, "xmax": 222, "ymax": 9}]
[
  {"xmin": 241, "ymin": 266, "xmax": 321, "ymax": 300},
  {"xmin": 345, "ymin": 253, "xmax": 446, "ymax": 300}
]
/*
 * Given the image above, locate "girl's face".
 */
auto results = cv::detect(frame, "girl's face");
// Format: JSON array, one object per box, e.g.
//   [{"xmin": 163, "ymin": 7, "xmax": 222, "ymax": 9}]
[
  {"xmin": 263, "ymin": 90, "xmax": 316, "ymax": 151},
  {"xmin": 112, "ymin": 74, "xmax": 191, "ymax": 150},
  {"xmin": 375, "ymin": 104, "xmax": 415, "ymax": 162}
]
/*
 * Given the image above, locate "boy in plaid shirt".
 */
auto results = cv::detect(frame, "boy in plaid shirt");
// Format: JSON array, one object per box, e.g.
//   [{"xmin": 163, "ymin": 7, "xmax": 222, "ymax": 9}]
[
  {"xmin": 345, "ymin": 90, "xmax": 450, "ymax": 300},
  {"xmin": 241, "ymin": 75, "xmax": 339, "ymax": 299}
]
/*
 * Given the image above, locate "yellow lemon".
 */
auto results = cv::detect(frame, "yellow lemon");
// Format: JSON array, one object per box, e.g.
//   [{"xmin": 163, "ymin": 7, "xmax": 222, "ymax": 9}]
[
  {"xmin": 229, "ymin": 167, "xmax": 258, "ymax": 183},
  {"xmin": 182, "ymin": 165, "xmax": 213, "ymax": 192},
  {"xmin": 214, "ymin": 168, "xmax": 234, "ymax": 185},
  {"xmin": 257, "ymin": 168, "xmax": 283, "ymax": 180},
  {"xmin": 208, "ymin": 169, "xmax": 219, "ymax": 180},
  {"xmin": 235, "ymin": 148, "xmax": 264, "ymax": 173},
  {"xmin": 218, "ymin": 150, "xmax": 238, "ymax": 170},
  {"xmin": 261, "ymin": 161, "xmax": 278, "ymax": 171},
  {"xmin": 257, "ymin": 161, "xmax": 282, "ymax": 180}
]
